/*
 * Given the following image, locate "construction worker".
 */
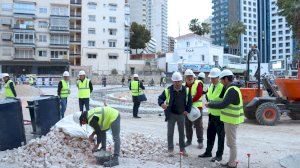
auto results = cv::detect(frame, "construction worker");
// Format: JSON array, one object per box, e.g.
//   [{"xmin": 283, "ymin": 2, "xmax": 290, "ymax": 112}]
[
  {"xmin": 199, "ymin": 68, "xmax": 225, "ymax": 162},
  {"xmin": 2, "ymin": 73, "xmax": 17, "ymax": 98},
  {"xmin": 74, "ymin": 106, "xmax": 121, "ymax": 167},
  {"xmin": 205, "ymin": 69, "xmax": 244, "ymax": 168},
  {"xmin": 77, "ymin": 70, "xmax": 93, "ymax": 112},
  {"xmin": 28, "ymin": 75, "xmax": 34, "ymax": 85},
  {"xmin": 198, "ymin": 72, "xmax": 206, "ymax": 82},
  {"xmin": 57, "ymin": 71, "xmax": 70, "ymax": 118},
  {"xmin": 129, "ymin": 74, "xmax": 145, "ymax": 118},
  {"xmin": 158, "ymin": 72, "xmax": 192, "ymax": 157},
  {"xmin": 183, "ymin": 69, "xmax": 204, "ymax": 149}
]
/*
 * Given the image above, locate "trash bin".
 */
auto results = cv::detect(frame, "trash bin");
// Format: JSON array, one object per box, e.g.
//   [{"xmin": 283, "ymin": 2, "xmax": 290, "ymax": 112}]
[
  {"xmin": 27, "ymin": 95, "xmax": 60, "ymax": 136},
  {"xmin": 0, "ymin": 98, "xmax": 26, "ymax": 151}
]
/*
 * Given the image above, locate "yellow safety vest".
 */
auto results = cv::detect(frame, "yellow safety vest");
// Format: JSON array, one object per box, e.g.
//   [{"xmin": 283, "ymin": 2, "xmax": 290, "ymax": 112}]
[
  {"xmin": 29, "ymin": 77, "xmax": 34, "ymax": 85},
  {"xmin": 60, "ymin": 80, "xmax": 70, "ymax": 98},
  {"xmin": 183, "ymin": 80, "xmax": 203, "ymax": 108},
  {"xmin": 87, "ymin": 107, "xmax": 119, "ymax": 131},
  {"xmin": 77, "ymin": 78, "xmax": 90, "ymax": 98},
  {"xmin": 164, "ymin": 87, "xmax": 189, "ymax": 105},
  {"xmin": 207, "ymin": 82, "xmax": 224, "ymax": 116},
  {"xmin": 220, "ymin": 86, "xmax": 244, "ymax": 125},
  {"xmin": 130, "ymin": 81, "xmax": 143, "ymax": 96},
  {"xmin": 4, "ymin": 80, "xmax": 15, "ymax": 98}
]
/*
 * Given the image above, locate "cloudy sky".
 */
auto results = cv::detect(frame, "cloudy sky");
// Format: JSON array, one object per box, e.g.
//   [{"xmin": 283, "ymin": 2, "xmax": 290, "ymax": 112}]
[{"xmin": 168, "ymin": 0, "xmax": 213, "ymax": 37}]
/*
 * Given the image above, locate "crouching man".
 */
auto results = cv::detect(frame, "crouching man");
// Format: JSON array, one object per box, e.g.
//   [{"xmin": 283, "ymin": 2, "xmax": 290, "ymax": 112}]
[{"xmin": 74, "ymin": 106, "xmax": 121, "ymax": 167}]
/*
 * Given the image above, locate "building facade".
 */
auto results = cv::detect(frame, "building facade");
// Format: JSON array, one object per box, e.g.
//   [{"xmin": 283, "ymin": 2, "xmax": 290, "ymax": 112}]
[
  {"xmin": 0, "ymin": 0, "xmax": 70, "ymax": 75},
  {"xmin": 129, "ymin": 0, "xmax": 168, "ymax": 53},
  {"xmin": 168, "ymin": 36, "xmax": 175, "ymax": 52},
  {"xmin": 80, "ymin": 0, "xmax": 127, "ymax": 75},
  {"xmin": 168, "ymin": 34, "xmax": 224, "ymax": 73}
]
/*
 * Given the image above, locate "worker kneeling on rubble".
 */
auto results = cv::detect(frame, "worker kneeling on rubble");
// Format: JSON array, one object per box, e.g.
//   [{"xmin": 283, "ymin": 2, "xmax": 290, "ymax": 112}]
[{"xmin": 74, "ymin": 106, "xmax": 121, "ymax": 167}]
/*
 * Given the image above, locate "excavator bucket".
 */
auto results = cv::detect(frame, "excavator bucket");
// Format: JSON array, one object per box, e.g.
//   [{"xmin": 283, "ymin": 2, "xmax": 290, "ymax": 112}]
[
  {"xmin": 240, "ymin": 88, "xmax": 263, "ymax": 104},
  {"xmin": 275, "ymin": 79, "xmax": 300, "ymax": 101}
]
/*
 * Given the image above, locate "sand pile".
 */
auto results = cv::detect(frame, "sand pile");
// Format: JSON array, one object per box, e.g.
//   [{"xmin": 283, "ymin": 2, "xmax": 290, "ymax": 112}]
[{"xmin": 0, "ymin": 85, "xmax": 42, "ymax": 98}]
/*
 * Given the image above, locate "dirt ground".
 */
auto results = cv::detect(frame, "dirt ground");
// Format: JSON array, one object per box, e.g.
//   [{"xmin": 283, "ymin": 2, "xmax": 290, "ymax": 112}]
[{"xmin": 1, "ymin": 85, "xmax": 300, "ymax": 167}]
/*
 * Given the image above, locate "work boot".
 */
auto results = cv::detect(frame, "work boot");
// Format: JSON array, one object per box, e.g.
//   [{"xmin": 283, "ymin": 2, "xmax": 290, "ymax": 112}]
[
  {"xmin": 185, "ymin": 141, "xmax": 192, "ymax": 147},
  {"xmin": 103, "ymin": 155, "xmax": 119, "ymax": 167},
  {"xmin": 220, "ymin": 162, "xmax": 237, "ymax": 168},
  {"xmin": 211, "ymin": 156, "xmax": 222, "ymax": 162},
  {"xmin": 168, "ymin": 149, "xmax": 174, "ymax": 157},
  {"xmin": 197, "ymin": 142, "xmax": 204, "ymax": 149},
  {"xmin": 133, "ymin": 116, "xmax": 141, "ymax": 119},
  {"xmin": 198, "ymin": 152, "xmax": 212, "ymax": 158},
  {"xmin": 180, "ymin": 149, "xmax": 188, "ymax": 157}
]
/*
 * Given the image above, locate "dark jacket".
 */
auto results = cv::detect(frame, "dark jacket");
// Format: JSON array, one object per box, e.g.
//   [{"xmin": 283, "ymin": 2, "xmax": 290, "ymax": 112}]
[{"xmin": 158, "ymin": 85, "xmax": 192, "ymax": 121}]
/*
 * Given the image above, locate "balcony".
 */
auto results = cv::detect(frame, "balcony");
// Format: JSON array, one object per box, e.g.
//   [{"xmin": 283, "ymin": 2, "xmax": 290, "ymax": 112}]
[
  {"xmin": 70, "ymin": 26, "xmax": 81, "ymax": 32},
  {"xmin": 71, "ymin": 0, "xmax": 82, "ymax": 5},
  {"xmin": 0, "ymin": 18, "xmax": 12, "ymax": 26},
  {"xmin": 70, "ymin": 37, "xmax": 81, "ymax": 44},
  {"xmin": 70, "ymin": 13, "xmax": 81, "ymax": 19},
  {"xmin": 13, "ymin": 24, "xmax": 34, "ymax": 30},
  {"xmin": 49, "ymin": 26, "xmax": 69, "ymax": 34},
  {"xmin": 69, "ymin": 51, "xmax": 81, "ymax": 56},
  {"xmin": 1, "ymin": 33, "xmax": 12, "ymax": 41}
]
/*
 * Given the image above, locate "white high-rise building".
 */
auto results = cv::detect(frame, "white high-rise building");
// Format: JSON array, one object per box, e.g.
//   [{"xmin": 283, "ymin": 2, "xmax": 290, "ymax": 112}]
[
  {"xmin": 269, "ymin": 0, "xmax": 294, "ymax": 73},
  {"xmin": 129, "ymin": 0, "xmax": 168, "ymax": 53},
  {"xmin": 80, "ymin": 0, "xmax": 127, "ymax": 75},
  {"xmin": 240, "ymin": 0, "xmax": 259, "ymax": 59}
]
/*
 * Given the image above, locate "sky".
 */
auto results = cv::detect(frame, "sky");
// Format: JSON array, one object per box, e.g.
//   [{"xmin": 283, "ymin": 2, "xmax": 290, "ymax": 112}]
[{"xmin": 168, "ymin": 0, "xmax": 213, "ymax": 38}]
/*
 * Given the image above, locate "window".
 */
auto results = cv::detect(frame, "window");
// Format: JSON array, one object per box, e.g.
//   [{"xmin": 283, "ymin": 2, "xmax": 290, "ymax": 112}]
[
  {"xmin": 279, "ymin": 31, "xmax": 283, "ymax": 35},
  {"xmin": 279, "ymin": 25, "xmax": 283, "ymax": 29},
  {"xmin": 109, "ymin": 3, "xmax": 117, "ymax": 11},
  {"xmin": 50, "ymin": 35, "xmax": 69, "ymax": 45},
  {"xmin": 286, "ymin": 36, "xmax": 290, "ymax": 40},
  {"xmin": 51, "ymin": 6, "xmax": 68, "ymax": 16},
  {"xmin": 286, "ymin": 49, "xmax": 290, "ymax": 53},
  {"xmin": 279, "ymin": 37, "xmax": 283, "ymax": 41},
  {"xmin": 201, "ymin": 55, "xmax": 205, "ymax": 61},
  {"xmin": 88, "ymin": 28, "xmax": 96, "ymax": 34},
  {"xmin": 272, "ymin": 26, "xmax": 276, "ymax": 30},
  {"xmin": 272, "ymin": 38, "xmax": 276, "ymax": 42},
  {"xmin": 272, "ymin": 56, "xmax": 276, "ymax": 60},
  {"xmin": 272, "ymin": 50, "xmax": 276, "ymax": 54},
  {"xmin": 51, "ymin": 51, "xmax": 67, "ymax": 59},
  {"xmin": 279, "ymin": 49, "xmax": 283, "ymax": 54},
  {"xmin": 50, "ymin": 17, "xmax": 69, "ymax": 30},
  {"xmin": 279, "ymin": 43, "xmax": 283, "ymax": 47},
  {"xmin": 88, "ymin": 41, "xmax": 95, "ymax": 46},
  {"xmin": 88, "ymin": 2, "xmax": 97, "ymax": 9},
  {"xmin": 2, "ymin": 3, "xmax": 12, "ymax": 11},
  {"xmin": 38, "ymin": 21, "xmax": 48, "ymax": 28},
  {"xmin": 272, "ymin": 32, "xmax": 276, "ymax": 36},
  {"xmin": 272, "ymin": 20, "xmax": 276, "ymax": 24},
  {"xmin": 87, "ymin": 54, "xmax": 97, "ymax": 59},
  {"xmin": 39, "ymin": 7, "xmax": 47, "ymax": 13},
  {"xmin": 272, "ymin": 44, "xmax": 276, "ymax": 48},
  {"xmin": 38, "ymin": 35, "xmax": 47, "ymax": 42},
  {"xmin": 15, "ymin": 49, "xmax": 33, "ymax": 59},
  {"xmin": 88, "ymin": 15, "xmax": 96, "ymax": 21},
  {"xmin": 14, "ymin": 33, "xmax": 34, "ymax": 44},
  {"xmin": 108, "ymin": 54, "xmax": 118, "ymax": 59},
  {"xmin": 14, "ymin": 2, "xmax": 35, "ymax": 14},
  {"xmin": 186, "ymin": 42, "xmax": 190, "ymax": 47},
  {"xmin": 108, "ymin": 40, "xmax": 116, "ymax": 47},
  {"xmin": 286, "ymin": 42, "xmax": 290, "ymax": 47},
  {"xmin": 286, "ymin": 30, "xmax": 290, "ymax": 34},
  {"xmin": 38, "ymin": 50, "xmax": 47, "ymax": 57},
  {"xmin": 278, "ymin": 18, "xmax": 283, "ymax": 22},
  {"xmin": 109, "ymin": 17, "xmax": 116, "ymax": 23},
  {"xmin": 108, "ymin": 29, "xmax": 117, "ymax": 35},
  {"xmin": 279, "ymin": 55, "xmax": 283, "ymax": 59}
]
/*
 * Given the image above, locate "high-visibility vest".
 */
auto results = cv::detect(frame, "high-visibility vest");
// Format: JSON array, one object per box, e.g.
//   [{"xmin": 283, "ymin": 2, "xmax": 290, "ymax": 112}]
[
  {"xmin": 29, "ymin": 77, "xmax": 34, "ymax": 85},
  {"xmin": 183, "ymin": 80, "xmax": 203, "ymax": 108},
  {"xmin": 207, "ymin": 82, "xmax": 224, "ymax": 116},
  {"xmin": 77, "ymin": 78, "xmax": 90, "ymax": 98},
  {"xmin": 220, "ymin": 86, "xmax": 244, "ymax": 125},
  {"xmin": 87, "ymin": 107, "xmax": 119, "ymax": 131},
  {"xmin": 164, "ymin": 87, "xmax": 189, "ymax": 105},
  {"xmin": 130, "ymin": 81, "xmax": 143, "ymax": 96},
  {"xmin": 4, "ymin": 80, "xmax": 15, "ymax": 98},
  {"xmin": 60, "ymin": 80, "xmax": 70, "ymax": 98}
]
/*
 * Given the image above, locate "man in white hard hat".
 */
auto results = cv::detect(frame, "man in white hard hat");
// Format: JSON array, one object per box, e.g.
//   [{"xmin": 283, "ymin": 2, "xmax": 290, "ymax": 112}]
[
  {"xmin": 205, "ymin": 69, "xmax": 244, "ymax": 168},
  {"xmin": 183, "ymin": 69, "xmax": 204, "ymax": 149},
  {"xmin": 158, "ymin": 72, "xmax": 192, "ymax": 157},
  {"xmin": 129, "ymin": 74, "xmax": 145, "ymax": 118},
  {"xmin": 57, "ymin": 71, "xmax": 70, "ymax": 118},
  {"xmin": 77, "ymin": 70, "xmax": 93, "ymax": 112},
  {"xmin": 2, "ymin": 73, "xmax": 17, "ymax": 98},
  {"xmin": 199, "ymin": 68, "xmax": 226, "ymax": 162}
]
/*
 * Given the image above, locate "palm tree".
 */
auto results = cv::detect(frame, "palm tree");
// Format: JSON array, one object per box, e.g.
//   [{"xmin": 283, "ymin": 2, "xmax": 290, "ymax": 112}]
[
  {"xmin": 224, "ymin": 22, "xmax": 246, "ymax": 55},
  {"xmin": 189, "ymin": 18, "xmax": 211, "ymax": 36}
]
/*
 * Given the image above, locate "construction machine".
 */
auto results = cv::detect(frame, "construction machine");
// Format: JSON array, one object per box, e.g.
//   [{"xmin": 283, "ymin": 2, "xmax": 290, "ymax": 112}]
[{"xmin": 241, "ymin": 46, "xmax": 300, "ymax": 126}]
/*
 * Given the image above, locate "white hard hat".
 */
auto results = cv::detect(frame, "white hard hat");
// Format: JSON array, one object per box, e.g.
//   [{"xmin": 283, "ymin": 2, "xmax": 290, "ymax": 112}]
[
  {"xmin": 187, "ymin": 106, "xmax": 201, "ymax": 122},
  {"xmin": 63, "ymin": 71, "xmax": 70, "ymax": 77},
  {"xmin": 79, "ymin": 70, "xmax": 86, "ymax": 76},
  {"xmin": 171, "ymin": 72, "xmax": 183, "ymax": 81},
  {"xmin": 184, "ymin": 69, "xmax": 194, "ymax": 76},
  {"xmin": 219, "ymin": 69, "xmax": 234, "ymax": 79},
  {"xmin": 73, "ymin": 112, "xmax": 82, "ymax": 124},
  {"xmin": 198, "ymin": 72, "xmax": 205, "ymax": 79},
  {"xmin": 133, "ymin": 74, "xmax": 139, "ymax": 78},
  {"xmin": 208, "ymin": 68, "xmax": 221, "ymax": 78},
  {"xmin": 2, "ymin": 73, "xmax": 9, "ymax": 78}
]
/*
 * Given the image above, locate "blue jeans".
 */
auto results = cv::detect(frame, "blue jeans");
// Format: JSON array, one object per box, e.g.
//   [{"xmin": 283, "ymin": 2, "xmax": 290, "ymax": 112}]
[
  {"xmin": 60, "ymin": 98, "xmax": 67, "ymax": 119},
  {"xmin": 79, "ymin": 98, "xmax": 90, "ymax": 112}
]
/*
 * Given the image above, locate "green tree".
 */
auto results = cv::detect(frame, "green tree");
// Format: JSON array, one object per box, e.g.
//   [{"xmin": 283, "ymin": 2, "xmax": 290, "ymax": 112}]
[
  {"xmin": 277, "ymin": 0, "xmax": 300, "ymax": 57},
  {"xmin": 189, "ymin": 18, "xmax": 210, "ymax": 36},
  {"xmin": 224, "ymin": 22, "xmax": 246, "ymax": 55},
  {"xmin": 129, "ymin": 22, "xmax": 151, "ymax": 54}
]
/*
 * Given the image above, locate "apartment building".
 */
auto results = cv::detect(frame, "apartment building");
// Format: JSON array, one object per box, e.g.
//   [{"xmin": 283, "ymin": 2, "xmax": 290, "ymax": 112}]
[
  {"xmin": 0, "ymin": 0, "xmax": 70, "ymax": 75},
  {"xmin": 80, "ymin": 0, "xmax": 127, "ymax": 75}
]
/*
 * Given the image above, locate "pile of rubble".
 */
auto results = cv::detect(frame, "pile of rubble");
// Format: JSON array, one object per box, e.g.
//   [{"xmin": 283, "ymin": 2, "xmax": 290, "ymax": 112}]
[{"xmin": 0, "ymin": 130, "xmax": 94, "ymax": 168}]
